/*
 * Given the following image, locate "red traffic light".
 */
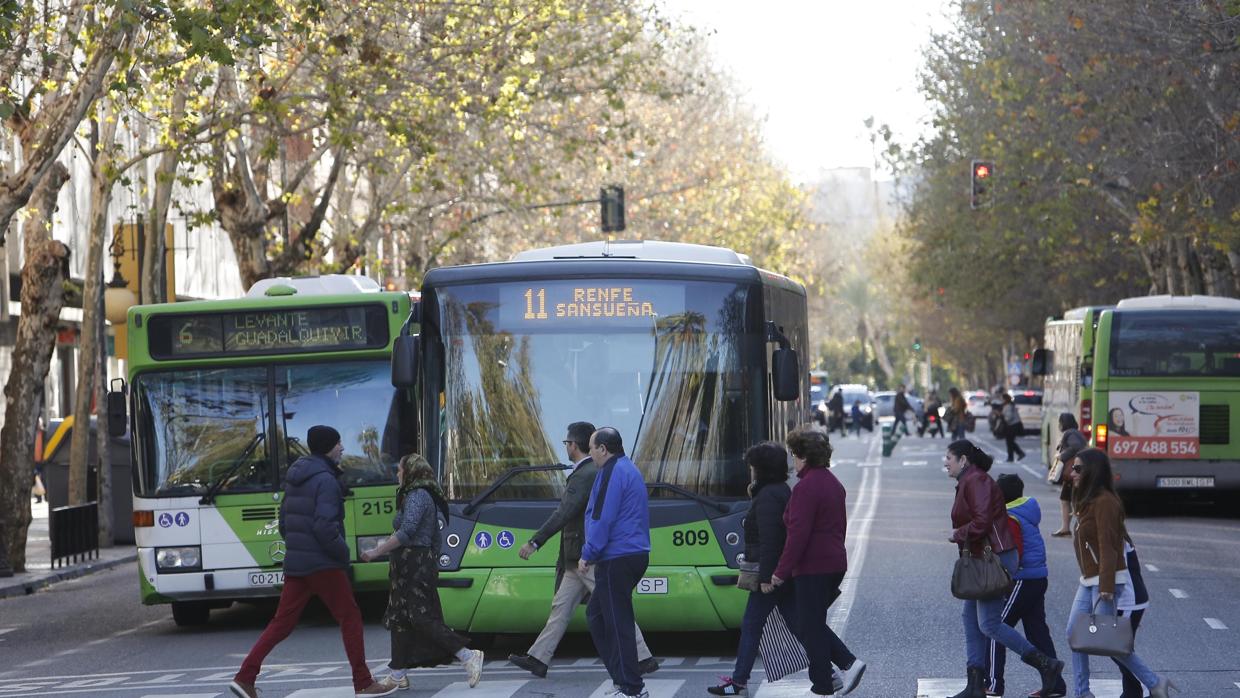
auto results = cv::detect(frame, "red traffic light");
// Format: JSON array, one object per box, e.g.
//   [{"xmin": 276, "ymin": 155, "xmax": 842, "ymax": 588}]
[
  {"xmin": 974, "ymin": 163, "xmax": 991, "ymax": 179},
  {"xmin": 1023, "ymin": 352, "xmax": 1031, "ymax": 360}
]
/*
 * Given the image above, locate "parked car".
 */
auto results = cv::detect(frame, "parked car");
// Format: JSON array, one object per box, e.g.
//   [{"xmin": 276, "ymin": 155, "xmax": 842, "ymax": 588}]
[
  {"xmin": 817, "ymin": 384, "xmax": 875, "ymax": 431},
  {"xmin": 873, "ymin": 391, "xmax": 925, "ymax": 422},
  {"xmin": 1009, "ymin": 387, "xmax": 1044, "ymax": 434}
]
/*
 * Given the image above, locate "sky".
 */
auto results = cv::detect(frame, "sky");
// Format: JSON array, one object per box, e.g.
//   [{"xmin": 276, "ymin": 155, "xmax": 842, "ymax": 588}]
[{"xmin": 657, "ymin": 0, "xmax": 952, "ymax": 183}]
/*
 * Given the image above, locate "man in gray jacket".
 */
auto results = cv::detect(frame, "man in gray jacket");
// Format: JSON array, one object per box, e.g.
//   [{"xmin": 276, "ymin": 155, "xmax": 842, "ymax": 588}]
[{"xmin": 508, "ymin": 422, "xmax": 657, "ymax": 678}]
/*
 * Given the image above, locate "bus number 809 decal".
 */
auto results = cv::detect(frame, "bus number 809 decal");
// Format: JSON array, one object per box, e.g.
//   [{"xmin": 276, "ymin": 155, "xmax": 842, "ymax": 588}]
[{"xmin": 672, "ymin": 529, "xmax": 710, "ymax": 546}]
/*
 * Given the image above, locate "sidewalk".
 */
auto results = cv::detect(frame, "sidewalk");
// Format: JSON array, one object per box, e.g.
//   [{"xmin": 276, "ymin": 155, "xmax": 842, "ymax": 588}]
[{"xmin": 0, "ymin": 498, "xmax": 137, "ymax": 600}]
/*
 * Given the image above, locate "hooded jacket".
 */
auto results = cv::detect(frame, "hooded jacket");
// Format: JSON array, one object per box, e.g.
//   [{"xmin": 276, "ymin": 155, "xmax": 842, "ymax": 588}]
[
  {"xmin": 1005, "ymin": 496, "xmax": 1048, "ymax": 580},
  {"xmin": 279, "ymin": 454, "xmax": 351, "ymax": 576},
  {"xmin": 950, "ymin": 465, "xmax": 1016, "ymax": 557}
]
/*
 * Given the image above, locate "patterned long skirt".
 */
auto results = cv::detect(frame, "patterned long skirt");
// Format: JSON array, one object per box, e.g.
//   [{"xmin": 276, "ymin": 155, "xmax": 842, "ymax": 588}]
[{"xmin": 382, "ymin": 545, "xmax": 469, "ymax": 669}]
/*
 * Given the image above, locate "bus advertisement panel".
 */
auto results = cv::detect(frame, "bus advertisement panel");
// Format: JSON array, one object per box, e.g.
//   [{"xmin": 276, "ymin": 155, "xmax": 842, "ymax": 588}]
[{"xmin": 1105, "ymin": 391, "xmax": 1200, "ymax": 459}]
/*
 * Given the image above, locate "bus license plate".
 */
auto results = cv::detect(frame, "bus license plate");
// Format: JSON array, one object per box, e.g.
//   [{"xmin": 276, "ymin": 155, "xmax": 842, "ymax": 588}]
[
  {"xmin": 1156, "ymin": 476, "xmax": 1214, "ymax": 488},
  {"xmin": 249, "ymin": 571, "xmax": 284, "ymax": 586},
  {"xmin": 636, "ymin": 577, "xmax": 668, "ymax": 594}
]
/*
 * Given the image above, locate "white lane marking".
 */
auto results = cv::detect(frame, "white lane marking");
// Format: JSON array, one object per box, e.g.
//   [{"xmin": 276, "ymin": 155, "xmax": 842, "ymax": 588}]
[
  {"xmin": 755, "ymin": 676, "xmax": 816, "ymax": 696},
  {"xmin": 1019, "ymin": 464, "xmax": 1044, "ymax": 481},
  {"xmin": 695, "ymin": 658, "xmax": 732, "ymax": 665},
  {"xmin": 831, "ymin": 464, "xmax": 881, "ymax": 638},
  {"xmin": 285, "ymin": 689, "xmax": 358, "ymax": 697},
  {"xmin": 1145, "ymin": 564, "xmax": 1160, "ymax": 573},
  {"xmin": 433, "ymin": 680, "xmax": 528, "ymax": 697},
  {"xmin": 570, "ymin": 657, "xmax": 602, "ymax": 667},
  {"xmin": 1205, "ymin": 617, "xmax": 1229, "ymax": 630},
  {"xmin": 126, "ymin": 674, "xmax": 187, "ymax": 685},
  {"xmin": 918, "ymin": 678, "xmax": 1123, "ymax": 697},
  {"xmin": 588, "ymin": 679, "xmax": 684, "ymax": 698},
  {"xmin": 265, "ymin": 666, "xmax": 340, "ymax": 678},
  {"xmin": 136, "ymin": 695, "xmax": 217, "ymax": 698},
  {"xmin": 902, "ymin": 460, "xmax": 928, "ymax": 466},
  {"xmin": 1169, "ymin": 588, "xmax": 1188, "ymax": 599},
  {"xmin": 657, "ymin": 657, "xmax": 684, "ymax": 666}
]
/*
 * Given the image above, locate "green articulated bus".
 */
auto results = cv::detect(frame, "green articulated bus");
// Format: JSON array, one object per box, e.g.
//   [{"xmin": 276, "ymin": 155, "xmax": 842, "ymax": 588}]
[
  {"xmin": 389, "ymin": 240, "xmax": 808, "ymax": 633},
  {"xmin": 1033, "ymin": 305, "xmax": 1111, "ymax": 472},
  {"xmin": 1089, "ymin": 295, "xmax": 1240, "ymax": 493},
  {"xmin": 116, "ymin": 275, "xmax": 416, "ymax": 625}
]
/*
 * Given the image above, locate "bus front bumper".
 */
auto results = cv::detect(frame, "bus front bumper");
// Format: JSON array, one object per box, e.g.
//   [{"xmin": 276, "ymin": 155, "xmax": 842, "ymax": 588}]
[
  {"xmin": 1111, "ymin": 459, "xmax": 1240, "ymax": 491},
  {"xmin": 137, "ymin": 550, "xmax": 390, "ymax": 604}
]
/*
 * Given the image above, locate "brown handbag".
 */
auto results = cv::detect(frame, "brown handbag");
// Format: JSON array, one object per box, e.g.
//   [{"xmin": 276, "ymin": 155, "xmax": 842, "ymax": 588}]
[
  {"xmin": 951, "ymin": 545, "xmax": 1013, "ymax": 601},
  {"xmin": 737, "ymin": 560, "xmax": 761, "ymax": 592}
]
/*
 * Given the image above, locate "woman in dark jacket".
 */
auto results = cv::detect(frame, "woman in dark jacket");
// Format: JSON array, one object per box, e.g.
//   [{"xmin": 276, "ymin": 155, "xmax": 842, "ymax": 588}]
[
  {"xmin": 944, "ymin": 440, "xmax": 1063, "ymax": 698},
  {"xmin": 1066, "ymin": 449, "xmax": 1176, "ymax": 698},
  {"xmin": 769, "ymin": 428, "xmax": 866, "ymax": 697},
  {"xmin": 361, "ymin": 455, "xmax": 484, "ymax": 691},
  {"xmin": 1051, "ymin": 412, "xmax": 1088, "ymax": 537}
]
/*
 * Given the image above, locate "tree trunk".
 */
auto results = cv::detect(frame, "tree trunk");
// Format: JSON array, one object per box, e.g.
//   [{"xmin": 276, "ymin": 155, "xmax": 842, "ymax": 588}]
[
  {"xmin": 0, "ymin": 163, "xmax": 71, "ymax": 571},
  {"xmin": 69, "ymin": 110, "xmax": 118, "ymax": 505},
  {"xmin": 1164, "ymin": 238, "xmax": 1177, "ymax": 295},
  {"xmin": 1136, "ymin": 245, "xmax": 1162, "ymax": 295},
  {"xmin": 141, "ymin": 75, "xmax": 194, "ymax": 304},
  {"xmin": 94, "ymin": 312, "xmax": 112, "ymax": 546},
  {"xmin": 1227, "ymin": 250, "xmax": 1240, "ymax": 296},
  {"xmin": 862, "ymin": 315, "xmax": 896, "ymax": 382},
  {"xmin": 1177, "ymin": 237, "xmax": 1204, "ymax": 295}
]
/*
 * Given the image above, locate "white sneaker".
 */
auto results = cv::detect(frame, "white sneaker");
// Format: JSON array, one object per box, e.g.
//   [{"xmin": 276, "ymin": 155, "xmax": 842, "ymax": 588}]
[
  {"xmin": 838, "ymin": 659, "xmax": 866, "ymax": 695},
  {"xmin": 463, "ymin": 649, "xmax": 483, "ymax": 688}
]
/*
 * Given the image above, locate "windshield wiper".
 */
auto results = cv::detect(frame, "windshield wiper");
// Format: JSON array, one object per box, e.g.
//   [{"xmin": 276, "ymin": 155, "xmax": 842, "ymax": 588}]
[
  {"xmin": 199, "ymin": 433, "xmax": 266, "ymax": 505},
  {"xmin": 157, "ymin": 482, "xmax": 206, "ymax": 496},
  {"xmin": 646, "ymin": 481, "xmax": 730, "ymax": 514},
  {"xmin": 462, "ymin": 464, "xmax": 571, "ymax": 516}
]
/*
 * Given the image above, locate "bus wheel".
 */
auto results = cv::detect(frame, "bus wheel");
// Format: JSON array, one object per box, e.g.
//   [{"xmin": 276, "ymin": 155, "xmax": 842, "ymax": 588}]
[{"xmin": 172, "ymin": 601, "xmax": 211, "ymax": 626}]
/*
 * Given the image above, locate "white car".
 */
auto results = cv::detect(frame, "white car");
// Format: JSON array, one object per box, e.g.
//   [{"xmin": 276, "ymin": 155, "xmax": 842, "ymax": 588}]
[
  {"xmin": 1009, "ymin": 388, "xmax": 1043, "ymax": 433},
  {"xmin": 966, "ymin": 391, "xmax": 993, "ymax": 419}
]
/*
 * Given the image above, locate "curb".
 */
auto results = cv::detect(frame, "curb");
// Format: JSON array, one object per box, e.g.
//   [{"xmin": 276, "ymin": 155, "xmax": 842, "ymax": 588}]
[{"xmin": 0, "ymin": 552, "xmax": 137, "ymax": 600}]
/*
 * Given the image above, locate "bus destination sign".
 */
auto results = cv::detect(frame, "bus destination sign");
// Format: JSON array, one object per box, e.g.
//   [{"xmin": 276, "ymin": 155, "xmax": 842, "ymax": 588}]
[
  {"xmin": 502, "ymin": 284, "xmax": 684, "ymax": 327},
  {"xmin": 149, "ymin": 305, "xmax": 388, "ymax": 358}
]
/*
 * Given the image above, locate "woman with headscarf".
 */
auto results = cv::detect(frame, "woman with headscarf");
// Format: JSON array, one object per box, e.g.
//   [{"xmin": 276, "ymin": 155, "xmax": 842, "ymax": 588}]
[{"xmin": 361, "ymin": 454, "xmax": 484, "ymax": 691}]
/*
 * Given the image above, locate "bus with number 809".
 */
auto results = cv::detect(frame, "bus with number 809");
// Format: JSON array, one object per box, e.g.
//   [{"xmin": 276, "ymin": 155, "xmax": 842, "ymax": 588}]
[{"xmin": 388, "ymin": 240, "xmax": 807, "ymax": 633}]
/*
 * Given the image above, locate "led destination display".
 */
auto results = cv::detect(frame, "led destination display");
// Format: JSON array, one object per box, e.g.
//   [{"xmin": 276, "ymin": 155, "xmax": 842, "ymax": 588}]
[
  {"xmin": 499, "ymin": 282, "xmax": 685, "ymax": 328},
  {"xmin": 148, "ymin": 305, "xmax": 389, "ymax": 358}
]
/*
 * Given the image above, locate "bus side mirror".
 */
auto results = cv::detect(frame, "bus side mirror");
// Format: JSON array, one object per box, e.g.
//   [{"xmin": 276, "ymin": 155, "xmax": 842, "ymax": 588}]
[
  {"xmin": 392, "ymin": 335, "xmax": 420, "ymax": 388},
  {"xmin": 1030, "ymin": 348, "xmax": 1050, "ymax": 376},
  {"xmin": 772, "ymin": 348, "xmax": 800, "ymax": 402},
  {"xmin": 107, "ymin": 379, "xmax": 127, "ymax": 437}
]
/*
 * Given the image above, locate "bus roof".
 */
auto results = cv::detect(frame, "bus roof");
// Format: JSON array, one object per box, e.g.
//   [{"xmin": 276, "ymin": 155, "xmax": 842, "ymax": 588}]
[
  {"xmin": 247, "ymin": 275, "xmax": 381, "ymax": 297},
  {"xmin": 1060, "ymin": 305, "xmax": 1113, "ymax": 321},
  {"xmin": 511, "ymin": 240, "xmax": 752, "ymax": 265},
  {"xmin": 1114, "ymin": 295, "xmax": 1240, "ymax": 311}
]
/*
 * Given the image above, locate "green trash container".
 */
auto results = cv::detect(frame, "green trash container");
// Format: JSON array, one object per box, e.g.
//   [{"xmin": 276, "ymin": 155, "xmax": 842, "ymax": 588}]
[{"xmin": 881, "ymin": 421, "xmax": 899, "ymax": 458}]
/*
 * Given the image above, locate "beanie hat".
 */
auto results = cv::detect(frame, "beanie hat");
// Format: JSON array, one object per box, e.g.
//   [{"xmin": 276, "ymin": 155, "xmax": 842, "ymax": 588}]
[
  {"xmin": 307, "ymin": 425, "xmax": 341, "ymax": 455},
  {"xmin": 996, "ymin": 473, "xmax": 1024, "ymax": 503}
]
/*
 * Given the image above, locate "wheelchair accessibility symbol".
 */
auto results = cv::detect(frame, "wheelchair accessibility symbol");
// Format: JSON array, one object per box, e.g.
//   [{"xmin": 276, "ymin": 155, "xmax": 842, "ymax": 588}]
[
  {"xmin": 158, "ymin": 513, "xmax": 174, "ymax": 528},
  {"xmin": 497, "ymin": 530, "xmax": 514, "ymax": 549},
  {"xmin": 474, "ymin": 531, "xmax": 492, "ymax": 549}
]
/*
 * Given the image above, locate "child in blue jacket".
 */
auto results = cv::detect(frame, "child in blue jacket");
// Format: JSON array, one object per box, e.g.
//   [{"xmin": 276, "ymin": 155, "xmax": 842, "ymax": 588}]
[{"xmin": 986, "ymin": 474, "xmax": 1067, "ymax": 698}]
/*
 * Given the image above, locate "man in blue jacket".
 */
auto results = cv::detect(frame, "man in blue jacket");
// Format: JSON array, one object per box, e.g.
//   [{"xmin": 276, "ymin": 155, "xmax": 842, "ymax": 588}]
[
  {"xmin": 230, "ymin": 426, "xmax": 394, "ymax": 698},
  {"xmin": 986, "ymin": 474, "xmax": 1067, "ymax": 698},
  {"xmin": 579, "ymin": 427, "xmax": 651, "ymax": 698}
]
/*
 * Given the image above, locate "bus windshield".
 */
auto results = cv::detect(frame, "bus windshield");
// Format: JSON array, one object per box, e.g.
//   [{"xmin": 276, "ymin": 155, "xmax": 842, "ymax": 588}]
[
  {"xmin": 1109, "ymin": 310, "xmax": 1240, "ymax": 377},
  {"xmin": 133, "ymin": 360, "xmax": 401, "ymax": 497},
  {"xmin": 434, "ymin": 279, "xmax": 756, "ymax": 500}
]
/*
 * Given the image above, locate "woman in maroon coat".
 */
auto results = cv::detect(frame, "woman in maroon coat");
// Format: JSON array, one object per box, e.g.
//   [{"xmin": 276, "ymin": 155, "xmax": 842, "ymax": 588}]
[{"xmin": 770, "ymin": 428, "xmax": 866, "ymax": 696}]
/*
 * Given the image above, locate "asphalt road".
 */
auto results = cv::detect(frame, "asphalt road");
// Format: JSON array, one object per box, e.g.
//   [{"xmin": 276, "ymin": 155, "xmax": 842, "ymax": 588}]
[{"xmin": 1, "ymin": 429, "xmax": 1237, "ymax": 697}]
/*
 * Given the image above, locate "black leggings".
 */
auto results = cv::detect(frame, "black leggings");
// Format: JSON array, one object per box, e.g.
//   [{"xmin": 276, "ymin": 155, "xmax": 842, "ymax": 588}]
[{"xmin": 1004, "ymin": 432, "xmax": 1025, "ymax": 460}]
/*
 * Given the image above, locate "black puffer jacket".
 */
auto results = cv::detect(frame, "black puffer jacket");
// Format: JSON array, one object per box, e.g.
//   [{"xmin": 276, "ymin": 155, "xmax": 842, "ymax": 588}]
[
  {"xmin": 744, "ymin": 481, "xmax": 791, "ymax": 583},
  {"xmin": 279, "ymin": 454, "xmax": 350, "ymax": 576}
]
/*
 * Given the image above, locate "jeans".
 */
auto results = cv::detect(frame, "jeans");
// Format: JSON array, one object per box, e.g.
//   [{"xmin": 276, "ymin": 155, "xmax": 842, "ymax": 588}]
[
  {"xmin": 1067, "ymin": 584, "xmax": 1159, "ymax": 696},
  {"xmin": 732, "ymin": 582, "xmax": 799, "ymax": 684},
  {"xmin": 951, "ymin": 425, "xmax": 967, "ymax": 440},
  {"xmin": 794, "ymin": 572, "xmax": 855, "ymax": 695},
  {"xmin": 236, "ymin": 569, "xmax": 372, "ymax": 691},
  {"xmin": 1114, "ymin": 608, "xmax": 1145, "ymax": 698},
  {"xmin": 962, "ymin": 549, "xmax": 1037, "ymax": 669},
  {"xmin": 588, "ymin": 553, "xmax": 649, "ymax": 696}
]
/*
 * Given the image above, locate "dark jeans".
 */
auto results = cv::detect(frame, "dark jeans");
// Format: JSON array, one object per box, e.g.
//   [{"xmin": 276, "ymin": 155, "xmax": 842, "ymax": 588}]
[
  {"xmin": 732, "ymin": 583, "xmax": 799, "ymax": 684},
  {"xmin": 588, "ymin": 553, "xmax": 649, "ymax": 695},
  {"xmin": 1004, "ymin": 431, "xmax": 1025, "ymax": 460},
  {"xmin": 985, "ymin": 577, "xmax": 1064, "ymax": 696},
  {"xmin": 1115, "ymin": 608, "xmax": 1146, "ymax": 698},
  {"xmin": 793, "ymin": 572, "xmax": 855, "ymax": 695}
]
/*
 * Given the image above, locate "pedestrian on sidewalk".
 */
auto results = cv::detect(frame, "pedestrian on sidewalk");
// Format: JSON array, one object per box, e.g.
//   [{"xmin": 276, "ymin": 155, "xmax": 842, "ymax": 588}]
[
  {"xmin": 984, "ymin": 474, "xmax": 1067, "ymax": 698},
  {"xmin": 580, "ymin": 427, "xmax": 652, "ymax": 698},
  {"xmin": 999, "ymin": 394, "xmax": 1026, "ymax": 462},
  {"xmin": 509, "ymin": 422, "xmax": 657, "ymax": 679},
  {"xmin": 770, "ymin": 428, "xmax": 866, "ymax": 697},
  {"xmin": 361, "ymin": 454, "xmax": 483, "ymax": 692},
  {"xmin": 1064, "ymin": 449, "xmax": 1177, "ymax": 698},
  {"xmin": 943, "ymin": 439, "xmax": 1063, "ymax": 698},
  {"xmin": 1051, "ymin": 413, "xmax": 1087, "ymax": 537},
  {"xmin": 229, "ymin": 426, "xmax": 394, "ymax": 698}
]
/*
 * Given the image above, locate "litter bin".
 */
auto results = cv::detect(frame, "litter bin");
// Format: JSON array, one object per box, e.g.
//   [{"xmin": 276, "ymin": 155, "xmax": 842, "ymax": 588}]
[{"xmin": 40, "ymin": 417, "xmax": 133, "ymax": 544}]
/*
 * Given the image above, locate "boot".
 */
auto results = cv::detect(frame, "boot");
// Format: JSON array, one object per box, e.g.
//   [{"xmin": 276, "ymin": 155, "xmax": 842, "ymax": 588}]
[
  {"xmin": 948, "ymin": 666, "xmax": 986, "ymax": 698},
  {"xmin": 1020, "ymin": 650, "xmax": 1065, "ymax": 696},
  {"xmin": 1148, "ymin": 676, "xmax": 1180, "ymax": 698}
]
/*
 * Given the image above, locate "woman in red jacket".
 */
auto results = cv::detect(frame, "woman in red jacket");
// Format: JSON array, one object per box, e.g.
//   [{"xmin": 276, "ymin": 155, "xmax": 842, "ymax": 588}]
[
  {"xmin": 770, "ymin": 428, "xmax": 866, "ymax": 696},
  {"xmin": 944, "ymin": 440, "xmax": 1063, "ymax": 698}
]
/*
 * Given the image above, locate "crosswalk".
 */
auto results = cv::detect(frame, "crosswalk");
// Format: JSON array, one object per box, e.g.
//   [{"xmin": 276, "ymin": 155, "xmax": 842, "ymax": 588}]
[{"xmin": 917, "ymin": 678, "xmax": 1123, "ymax": 697}]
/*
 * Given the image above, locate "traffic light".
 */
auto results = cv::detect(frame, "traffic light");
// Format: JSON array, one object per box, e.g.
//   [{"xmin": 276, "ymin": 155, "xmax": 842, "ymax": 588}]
[
  {"xmin": 600, "ymin": 185, "xmax": 625, "ymax": 232},
  {"xmin": 970, "ymin": 160, "xmax": 993, "ymax": 209},
  {"xmin": 913, "ymin": 337, "xmax": 922, "ymax": 352}
]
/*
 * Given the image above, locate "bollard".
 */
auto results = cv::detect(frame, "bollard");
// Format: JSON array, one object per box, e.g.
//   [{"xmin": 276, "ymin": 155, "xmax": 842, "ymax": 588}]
[{"xmin": 882, "ymin": 421, "xmax": 900, "ymax": 458}]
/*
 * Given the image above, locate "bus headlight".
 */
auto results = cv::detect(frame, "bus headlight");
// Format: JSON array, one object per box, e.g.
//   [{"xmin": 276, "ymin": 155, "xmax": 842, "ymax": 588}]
[
  {"xmin": 155, "ymin": 546, "xmax": 201, "ymax": 572},
  {"xmin": 356, "ymin": 535, "xmax": 388, "ymax": 561}
]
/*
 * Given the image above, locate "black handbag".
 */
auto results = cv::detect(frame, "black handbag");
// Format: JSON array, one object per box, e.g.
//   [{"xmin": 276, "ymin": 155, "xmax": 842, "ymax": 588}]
[
  {"xmin": 737, "ymin": 560, "xmax": 761, "ymax": 592},
  {"xmin": 951, "ymin": 545, "xmax": 1013, "ymax": 601},
  {"xmin": 1069, "ymin": 597, "xmax": 1134, "ymax": 657}
]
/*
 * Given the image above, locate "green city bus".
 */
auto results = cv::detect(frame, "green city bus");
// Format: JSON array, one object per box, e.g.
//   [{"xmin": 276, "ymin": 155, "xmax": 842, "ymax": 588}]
[
  {"xmin": 1090, "ymin": 295, "xmax": 1240, "ymax": 493},
  {"xmin": 390, "ymin": 240, "xmax": 807, "ymax": 633},
  {"xmin": 1032, "ymin": 305, "xmax": 1111, "ymax": 472},
  {"xmin": 115, "ymin": 275, "xmax": 415, "ymax": 625}
]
